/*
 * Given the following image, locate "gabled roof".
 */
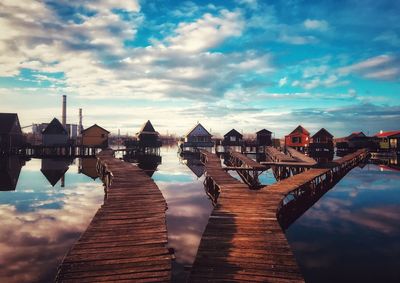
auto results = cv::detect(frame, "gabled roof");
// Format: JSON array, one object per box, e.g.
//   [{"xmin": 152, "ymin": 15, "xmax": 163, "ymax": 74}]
[
  {"xmin": 347, "ymin": 131, "xmax": 366, "ymax": 139},
  {"xmin": 288, "ymin": 125, "xmax": 310, "ymax": 136},
  {"xmin": 224, "ymin": 129, "xmax": 243, "ymax": 138},
  {"xmin": 374, "ymin": 130, "xmax": 400, "ymax": 138},
  {"xmin": 312, "ymin": 128, "xmax": 333, "ymax": 139},
  {"xmin": 0, "ymin": 113, "xmax": 20, "ymax": 134},
  {"xmin": 81, "ymin": 124, "xmax": 110, "ymax": 134},
  {"xmin": 42, "ymin": 118, "xmax": 68, "ymax": 135},
  {"xmin": 185, "ymin": 123, "xmax": 212, "ymax": 137},
  {"xmin": 256, "ymin": 129, "xmax": 272, "ymax": 135},
  {"xmin": 137, "ymin": 120, "xmax": 158, "ymax": 135}
]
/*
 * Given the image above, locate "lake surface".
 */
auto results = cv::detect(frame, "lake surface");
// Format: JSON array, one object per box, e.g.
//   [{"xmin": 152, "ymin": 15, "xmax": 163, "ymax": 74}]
[
  {"xmin": 0, "ymin": 157, "xmax": 104, "ymax": 283},
  {"xmin": 1, "ymin": 148, "xmax": 399, "ymax": 282}
]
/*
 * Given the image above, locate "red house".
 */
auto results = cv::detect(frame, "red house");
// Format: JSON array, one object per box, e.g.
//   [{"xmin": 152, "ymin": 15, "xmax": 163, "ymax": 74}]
[{"xmin": 285, "ymin": 125, "xmax": 310, "ymax": 152}]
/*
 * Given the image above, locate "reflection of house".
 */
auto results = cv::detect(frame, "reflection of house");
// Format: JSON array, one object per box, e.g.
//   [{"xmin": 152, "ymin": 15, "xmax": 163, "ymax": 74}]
[
  {"xmin": 184, "ymin": 158, "xmax": 205, "ymax": 178},
  {"xmin": 81, "ymin": 124, "xmax": 110, "ymax": 147},
  {"xmin": 310, "ymin": 128, "xmax": 334, "ymax": 152},
  {"xmin": 42, "ymin": 118, "xmax": 68, "ymax": 146},
  {"xmin": 374, "ymin": 130, "xmax": 400, "ymax": 152},
  {"xmin": 0, "ymin": 113, "xmax": 24, "ymax": 153},
  {"xmin": 79, "ymin": 158, "xmax": 98, "ymax": 180},
  {"xmin": 180, "ymin": 123, "xmax": 214, "ymax": 150},
  {"xmin": 285, "ymin": 125, "xmax": 310, "ymax": 151},
  {"xmin": 222, "ymin": 129, "xmax": 243, "ymax": 146},
  {"xmin": 123, "ymin": 153, "xmax": 161, "ymax": 177},
  {"xmin": 137, "ymin": 120, "xmax": 162, "ymax": 147},
  {"xmin": 40, "ymin": 158, "xmax": 70, "ymax": 187},
  {"xmin": 0, "ymin": 156, "xmax": 25, "ymax": 191},
  {"xmin": 256, "ymin": 129, "xmax": 272, "ymax": 146}
]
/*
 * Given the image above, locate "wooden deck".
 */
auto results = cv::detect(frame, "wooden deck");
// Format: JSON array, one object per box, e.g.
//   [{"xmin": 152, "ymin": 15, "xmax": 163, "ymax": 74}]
[
  {"xmin": 56, "ymin": 150, "xmax": 172, "ymax": 283},
  {"xmin": 285, "ymin": 147, "xmax": 316, "ymax": 164},
  {"xmin": 228, "ymin": 151, "xmax": 266, "ymax": 170},
  {"xmin": 265, "ymin": 146, "xmax": 297, "ymax": 163},
  {"xmin": 190, "ymin": 149, "xmax": 369, "ymax": 282}
]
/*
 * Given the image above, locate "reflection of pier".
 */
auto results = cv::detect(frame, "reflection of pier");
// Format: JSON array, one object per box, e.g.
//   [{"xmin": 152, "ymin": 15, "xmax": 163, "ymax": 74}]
[
  {"xmin": 191, "ymin": 149, "xmax": 369, "ymax": 282},
  {"xmin": 56, "ymin": 150, "xmax": 172, "ymax": 282},
  {"xmin": 123, "ymin": 152, "xmax": 161, "ymax": 177}
]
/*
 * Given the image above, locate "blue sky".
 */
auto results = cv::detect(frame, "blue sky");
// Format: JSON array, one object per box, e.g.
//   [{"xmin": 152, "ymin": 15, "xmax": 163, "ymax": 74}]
[{"xmin": 1, "ymin": 0, "xmax": 399, "ymax": 137}]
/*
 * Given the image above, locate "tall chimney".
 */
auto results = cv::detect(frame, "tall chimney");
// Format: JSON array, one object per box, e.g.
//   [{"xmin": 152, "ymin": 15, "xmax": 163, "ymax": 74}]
[
  {"xmin": 79, "ymin": 108, "xmax": 83, "ymax": 135},
  {"xmin": 62, "ymin": 95, "xmax": 67, "ymax": 127}
]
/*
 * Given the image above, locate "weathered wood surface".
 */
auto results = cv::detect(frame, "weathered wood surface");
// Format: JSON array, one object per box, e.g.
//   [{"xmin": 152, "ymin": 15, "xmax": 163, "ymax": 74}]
[
  {"xmin": 285, "ymin": 147, "xmax": 316, "ymax": 164},
  {"xmin": 56, "ymin": 150, "xmax": 171, "ymax": 283},
  {"xmin": 229, "ymin": 151, "xmax": 266, "ymax": 170},
  {"xmin": 192, "ymin": 150, "xmax": 303, "ymax": 282},
  {"xmin": 265, "ymin": 146, "xmax": 297, "ymax": 163},
  {"xmin": 191, "ymin": 149, "xmax": 369, "ymax": 282}
]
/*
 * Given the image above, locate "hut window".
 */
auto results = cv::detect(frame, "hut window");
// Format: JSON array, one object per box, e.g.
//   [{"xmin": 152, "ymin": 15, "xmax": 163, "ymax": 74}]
[
  {"xmin": 230, "ymin": 136, "xmax": 236, "ymax": 142},
  {"xmin": 292, "ymin": 137, "xmax": 301, "ymax": 143}
]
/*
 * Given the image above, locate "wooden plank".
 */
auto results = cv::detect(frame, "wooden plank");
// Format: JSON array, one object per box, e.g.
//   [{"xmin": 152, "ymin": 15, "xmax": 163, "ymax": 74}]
[{"xmin": 55, "ymin": 151, "xmax": 171, "ymax": 282}]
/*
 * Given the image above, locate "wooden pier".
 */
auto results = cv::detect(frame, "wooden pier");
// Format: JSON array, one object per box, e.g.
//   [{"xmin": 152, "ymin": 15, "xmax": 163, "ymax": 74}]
[
  {"xmin": 56, "ymin": 150, "xmax": 172, "ymax": 282},
  {"xmin": 225, "ymin": 151, "xmax": 267, "ymax": 189},
  {"xmin": 190, "ymin": 149, "xmax": 369, "ymax": 282}
]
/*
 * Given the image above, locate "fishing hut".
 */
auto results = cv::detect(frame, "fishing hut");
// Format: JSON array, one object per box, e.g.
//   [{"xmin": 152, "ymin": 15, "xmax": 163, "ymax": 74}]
[
  {"xmin": 178, "ymin": 123, "xmax": 214, "ymax": 154},
  {"xmin": 0, "ymin": 113, "xmax": 24, "ymax": 155},
  {"xmin": 284, "ymin": 125, "xmax": 310, "ymax": 153}
]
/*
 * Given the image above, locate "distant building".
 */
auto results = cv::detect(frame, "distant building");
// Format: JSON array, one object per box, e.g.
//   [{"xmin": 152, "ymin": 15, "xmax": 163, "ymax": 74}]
[
  {"xmin": 180, "ymin": 123, "xmax": 214, "ymax": 152},
  {"xmin": 256, "ymin": 129, "xmax": 272, "ymax": 146},
  {"xmin": 285, "ymin": 125, "xmax": 310, "ymax": 152},
  {"xmin": 137, "ymin": 120, "xmax": 162, "ymax": 147},
  {"xmin": 310, "ymin": 128, "xmax": 334, "ymax": 152},
  {"xmin": 42, "ymin": 118, "xmax": 69, "ymax": 146},
  {"xmin": 81, "ymin": 124, "xmax": 110, "ymax": 147},
  {"xmin": 0, "ymin": 113, "xmax": 24, "ymax": 154},
  {"xmin": 336, "ymin": 131, "xmax": 377, "ymax": 152},
  {"xmin": 33, "ymin": 123, "xmax": 78, "ymax": 140},
  {"xmin": 374, "ymin": 130, "xmax": 400, "ymax": 151},
  {"xmin": 222, "ymin": 129, "xmax": 243, "ymax": 146}
]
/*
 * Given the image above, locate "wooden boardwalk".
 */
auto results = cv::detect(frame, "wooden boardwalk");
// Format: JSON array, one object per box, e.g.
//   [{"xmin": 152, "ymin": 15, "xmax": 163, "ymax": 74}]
[
  {"xmin": 190, "ymin": 149, "xmax": 369, "ymax": 282},
  {"xmin": 56, "ymin": 150, "xmax": 172, "ymax": 283},
  {"xmin": 228, "ymin": 151, "xmax": 266, "ymax": 170},
  {"xmin": 285, "ymin": 147, "xmax": 316, "ymax": 164},
  {"xmin": 265, "ymin": 146, "xmax": 296, "ymax": 163}
]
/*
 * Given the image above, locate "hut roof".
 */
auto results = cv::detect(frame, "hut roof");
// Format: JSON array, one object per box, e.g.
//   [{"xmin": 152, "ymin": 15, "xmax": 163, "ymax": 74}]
[
  {"xmin": 0, "ymin": 113, "xmax": 19, "ymax": 134},
  {"xmin": 224, "ymin": 129, "xmax": 243, "ymax": 138},
  {"xmin": 42, "ymin": 118, "xmax": 68, "ymax": 135},
  {"xmin": 374, "ymin": 130, "xmax": 400, "ymax": 138},
  {"xmin": 138, "ymin": 120, "xmax": 158, "ymax": 135},
  {"xmin": 347, "ymin": 131, "xmax": 366, "ymax": 139},
  {"xmin": 256, "ymin": 129, "xmax": 272, "ymax": 135},
  {"xmin": 81, "ymin": 124, "xmax": 110, "ymax": 134},
  {"xmin": 312, "ymin": 128, "xmax": 333, "ymax": 139},
  {"xmin": 288, "ymin": 125, "xmax": 310, "ymax": 136},
  {"xmin": 185, "ymin": 123, "xmax": 212, "ymax": 137}
]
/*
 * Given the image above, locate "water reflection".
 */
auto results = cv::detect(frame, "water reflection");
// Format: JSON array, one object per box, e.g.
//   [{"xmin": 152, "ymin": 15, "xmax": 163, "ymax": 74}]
[
  {"xmin": 79, "ymin": 157, "xmax": 98, "ymax": 180},
  {"xmin": 0, "ymin": 158, "xmax": 103, "ymax": 283},
  {"xmin": 0, "ymin": 156, "xmax": 26, "ymax": 191},
  {"xmin": 286, "ymin": 163, "xmax": 400, "ymax": 283},
  {"xmin": 152, "ymin": 146, "xmax": 213, "ymax": 282},
  {"xmin": 123, "ymin": 152, "xmax": 162, "ymax": 177},
  {"xmin": 40, "ymin": 158, "xmax": 72, "ymax": 187}
]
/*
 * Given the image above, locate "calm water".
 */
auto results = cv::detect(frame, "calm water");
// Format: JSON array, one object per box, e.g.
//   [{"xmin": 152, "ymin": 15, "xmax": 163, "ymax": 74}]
[
  {"xmin": 1, "ymin": 148, "xmax": 399, "ymax": 283},
  {"xmin": 0, "ymin": 157, "xmax": 103, "ymax": 283},
  {"xmin": 286, "ymin": 163, "xmax": 400, "ymax": 283}
]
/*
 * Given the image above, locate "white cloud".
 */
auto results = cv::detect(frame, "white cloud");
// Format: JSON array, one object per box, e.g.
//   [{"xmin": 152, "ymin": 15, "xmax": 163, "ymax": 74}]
[
  {"xmin": 279, "ymin": 77, "xmax": 287, "ymax": 87},
  {"xmin": 338, "ymin": 54, "xmax": 399, "ymax": 81},
  {"xmin": 166, "ymin": 10, "xmax": 244, "ymax": 53},
  {"xmin": 278, "ymin": 33, "xmax": 317, "ymax": 45},
  {"xmin": 304, "ymin": 19, "xmax": 329, "ymax": 31}
]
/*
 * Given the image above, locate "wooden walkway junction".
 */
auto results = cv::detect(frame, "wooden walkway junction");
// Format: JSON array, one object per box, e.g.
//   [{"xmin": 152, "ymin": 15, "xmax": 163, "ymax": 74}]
[
  {"xmin": 56, "ymin": 150, "xmax": 172, "ymax": 283},
  {"xmin": 225, "ymin": 151, "xmax": 267, "ymax": 189},
  {"xmin": 285, "ymin": 147, "xmax": 317, "ymax": 165},
  {"xmin": 190, "ymin": 149, "xmax": 369, "ymax": 282}
]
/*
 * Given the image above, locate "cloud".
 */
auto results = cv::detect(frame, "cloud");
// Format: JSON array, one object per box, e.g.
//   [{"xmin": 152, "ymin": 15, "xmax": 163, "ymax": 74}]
[
  {"xmin": 166, "ymin": 10, "xmax": 244, "ymax": 53},
  {"xmin": 338, "ymin": 54, "xmax": 400, "ymax": 80},
  {"xmin": 373, "ymin": 31, "xmax": 400, "ymax": 47},
  {"xmin": 303, "ymin": 19, "xmax": 329, "ymax": 31},
  {"xmin": 279, "ymin": 76, "xmax": 288, "ymax": 87},
  {"xmin": 278, "ymin": 33, "xmax": 318, "ymax": 45}
]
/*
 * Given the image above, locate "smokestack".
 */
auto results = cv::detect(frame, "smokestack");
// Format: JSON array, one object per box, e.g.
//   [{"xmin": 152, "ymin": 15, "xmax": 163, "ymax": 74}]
[
  {"xmin": 62, "ymin": 95, "xmax": 67, "ymax": 127},
  {"xmin": 79, "ymin": 108, "xmax": 83, "ymax": 135}
]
